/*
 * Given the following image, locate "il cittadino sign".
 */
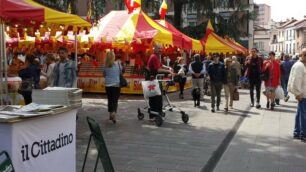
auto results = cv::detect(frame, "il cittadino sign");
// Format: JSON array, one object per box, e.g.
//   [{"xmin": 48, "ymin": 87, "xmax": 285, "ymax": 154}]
[{"xmin": 20, "ymin": 133, "xmax": 73, "ymax": 162}]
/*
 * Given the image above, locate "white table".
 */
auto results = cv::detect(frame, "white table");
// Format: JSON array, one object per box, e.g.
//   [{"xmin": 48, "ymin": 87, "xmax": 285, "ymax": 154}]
[{"xmin": 0, "ymin": 108, "xmax": 77, "ymax": 172}]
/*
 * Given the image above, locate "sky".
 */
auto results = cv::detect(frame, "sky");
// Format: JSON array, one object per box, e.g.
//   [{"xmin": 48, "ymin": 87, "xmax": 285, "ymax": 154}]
[{"xmin": 254, "ymin": 0, "xmax": 306, "ymax": 21}]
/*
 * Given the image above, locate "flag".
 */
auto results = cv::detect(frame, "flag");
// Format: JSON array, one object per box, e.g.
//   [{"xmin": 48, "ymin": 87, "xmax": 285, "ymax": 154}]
[
  {"xmin": 67, "ymin": 2, "xmax": 72, "ymax": 14},
  {"xmin": 133, "ymin": 0, "xmax": 141, "ymax": 9},
  {"xmin": 124, "ymin": 0, "xmax": 134, "ymax": 14},
  {"xmin": 86, "ymin": 0, "xmax": 92, "ymax": 22},
  {"xmin": 159, "ymin": 0, "xmax": 168, "ymax": 19}
]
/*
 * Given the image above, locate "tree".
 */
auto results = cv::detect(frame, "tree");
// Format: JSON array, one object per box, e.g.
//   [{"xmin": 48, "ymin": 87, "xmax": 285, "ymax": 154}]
[{"xmin": 34, "ymin": 0, "xmax": 77, "ymax": 14}]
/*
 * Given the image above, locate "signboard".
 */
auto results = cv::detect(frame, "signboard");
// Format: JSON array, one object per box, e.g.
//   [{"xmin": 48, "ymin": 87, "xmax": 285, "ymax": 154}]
[{"xmin": 0, "ymin": 109, "xmax": 77, "ymax": 172}]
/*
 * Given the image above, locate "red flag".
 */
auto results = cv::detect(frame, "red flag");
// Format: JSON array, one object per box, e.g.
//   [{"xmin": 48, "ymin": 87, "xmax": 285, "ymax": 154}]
[
  {"xmin": 124, "ymin": 0, "xmax": 134, "ymax": 14},
  {"xmin": 159, "ymin": 0, "xmax": 168, "ymax": 19}
]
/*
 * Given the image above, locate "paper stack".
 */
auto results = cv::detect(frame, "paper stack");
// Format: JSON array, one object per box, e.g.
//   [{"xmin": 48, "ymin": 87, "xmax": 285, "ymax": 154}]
[{"xmin": 32, "ymin": 87, "xmax": 82, "ymax": 107}]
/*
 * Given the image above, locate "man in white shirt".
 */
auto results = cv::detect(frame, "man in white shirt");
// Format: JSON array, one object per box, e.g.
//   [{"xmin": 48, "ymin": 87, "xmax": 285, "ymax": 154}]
[{"xmin": 288, "ymin": 49, "xmax": 306, "ymax": 142}]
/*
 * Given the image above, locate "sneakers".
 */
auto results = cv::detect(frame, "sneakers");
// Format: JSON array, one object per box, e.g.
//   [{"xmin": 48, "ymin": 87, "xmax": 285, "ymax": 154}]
[
  {"xmin": 250, "ymin": 103, "xmax": 254, "ymax": 107},
  {"xmin": 211, "ymin": 108, "xmax": 215, "ymax": 113},
  {"xmin": 256, "ymin": 103, "xmax": 261, "ymax": 109},
  {"xmin": 266, "ymin": 101, "xmax": 270, "ymax": 109},
  {"xmin": 284, "ymin": 95, "xmax": 290, "ymax": 102},
  {"xmin": 270, "ymin": 102, "xmax": 275, "ymax": 110},
  {"xmin": 275, "ymin": 99, "xmax": 280, "ymax": 105},
  {"xmin": 224, "ymin": 108, "xmax": 229, "ymax": 112},
  {"xmin": 293, "ymin": 134, "xmax": 300, "ymax": 140}
]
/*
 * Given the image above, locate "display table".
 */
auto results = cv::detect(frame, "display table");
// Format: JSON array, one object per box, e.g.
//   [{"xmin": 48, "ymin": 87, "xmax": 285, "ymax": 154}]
[{"xmin": 0, "ymin": 106, "xmax": 78, "ymax": 172}]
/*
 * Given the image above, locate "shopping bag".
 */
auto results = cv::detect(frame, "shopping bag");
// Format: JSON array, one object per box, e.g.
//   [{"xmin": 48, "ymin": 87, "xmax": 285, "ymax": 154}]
[
  {"xmin": 275, "ymin": 86, "xmax": 284, "ymax": 99},
  {"xmin": 233, "ymin": 88, "xmax": 239, "ymax": 101},
  {"xmin": 141, "ymin": 80, "xmax": 161, "ymax": 98}
]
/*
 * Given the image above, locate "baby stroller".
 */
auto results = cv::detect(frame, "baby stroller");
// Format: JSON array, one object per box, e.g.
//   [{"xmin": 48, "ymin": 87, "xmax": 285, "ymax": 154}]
[{"xmin": 137, "ymin": 74, "xmax": 189, "ymax": 126}]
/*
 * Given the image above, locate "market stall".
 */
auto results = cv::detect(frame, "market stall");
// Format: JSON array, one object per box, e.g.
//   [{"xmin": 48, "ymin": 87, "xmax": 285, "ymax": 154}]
[
  {"xmin": 201, "ymin": 20, "xmax": 245, "ymax": 54},
  {"xmin": 0, "ymin": 0, "xmax": 91, "ymax": 104},
  {"xmin": 78, "ymin": 10, "xmax": 197, "ymax": 94}
]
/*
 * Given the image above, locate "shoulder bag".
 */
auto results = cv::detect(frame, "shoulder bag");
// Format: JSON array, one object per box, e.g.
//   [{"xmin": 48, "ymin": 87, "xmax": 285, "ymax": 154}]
[{"xmin": 118, "ymin": 62, "xmax": 128, "ymax": 87}]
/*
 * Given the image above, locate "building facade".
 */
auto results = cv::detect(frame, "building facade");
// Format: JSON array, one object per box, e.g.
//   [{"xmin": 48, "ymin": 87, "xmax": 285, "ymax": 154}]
[
  {"xmin": 254, "ymin": 25, "xmax": 270, "ymax": 53},
  {"xmin": 254, "ymin": 4, "xmax": 271, "ymax": 28}
]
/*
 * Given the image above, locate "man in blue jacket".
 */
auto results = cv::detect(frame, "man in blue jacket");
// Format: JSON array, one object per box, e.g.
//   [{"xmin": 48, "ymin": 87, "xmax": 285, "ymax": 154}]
[
  {"xmin": 53, "ymin": 47, "xmax": 77, "ymax": 88},
  {"xmin": 281, "ymin": 54, "xmax": 295, "ymax": 102},
  {"xmin": 207, "ymin": 53, "xmax": 226, "ymax": 112}
]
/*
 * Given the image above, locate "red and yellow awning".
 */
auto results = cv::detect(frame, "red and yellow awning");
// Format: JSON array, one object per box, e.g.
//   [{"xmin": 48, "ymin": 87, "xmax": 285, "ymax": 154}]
[
  {"xmin": 0, "ymin": 0, "xmax": 91, "ymax": 28},
  {"xmin": 157, "ymin": 20, "xmax": 203, "ymax": 52},
  {"xmin": 90, "ymin": 10, "xmax": 182, "ymax": 47},
  {"xmin": 201, "ymin": 20, "xmax": 243, "ymax": 54}
]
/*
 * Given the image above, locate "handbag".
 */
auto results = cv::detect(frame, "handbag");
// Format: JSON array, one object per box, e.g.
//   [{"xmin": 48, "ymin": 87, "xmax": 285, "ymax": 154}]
[
  {"xmin": 118, "ymin": 62, "xmax": 128, "ymax": 87},
  {"xmin": 260, "ymin": 68, "xmax": 268, "ymax": 81},
  {"xmin": 18, "ymin": 78, "xmax": 33, "ymax": 94},
  {"xmin": 233, "ymin": 88, "xmax": 239, "ymax": 101}
]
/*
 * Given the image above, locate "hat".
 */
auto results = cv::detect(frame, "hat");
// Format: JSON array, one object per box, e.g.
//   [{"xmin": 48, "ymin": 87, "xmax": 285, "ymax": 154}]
[{"xmin": 224, "ymin": 58, "xmax": 233, "ymax": 63}]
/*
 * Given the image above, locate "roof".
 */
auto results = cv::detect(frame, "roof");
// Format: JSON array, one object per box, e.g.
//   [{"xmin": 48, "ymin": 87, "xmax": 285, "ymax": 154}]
[
  {"xmin": 285, "ymin": 19, "xmax": 306, "ymax": 28},
  {"xmin": 277, "ymin": 19, "xmax": 297, "ymax": 29}
]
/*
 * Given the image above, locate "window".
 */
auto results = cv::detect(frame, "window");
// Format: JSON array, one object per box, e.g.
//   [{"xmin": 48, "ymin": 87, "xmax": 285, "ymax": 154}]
[
  {"xmin": 289, "ymin": 44, "xmax": 291, "ymax": 54},
  {"xmin": 293, "ymin": 43, "xmax": 295, "ymax": 54}
]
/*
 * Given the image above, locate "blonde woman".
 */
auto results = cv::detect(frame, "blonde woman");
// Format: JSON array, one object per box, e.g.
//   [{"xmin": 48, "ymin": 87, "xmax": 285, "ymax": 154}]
[
  {"xmin": 41, "ymin": 53, "xmax": 56, "ymax": 87},
  {"xmin": 103, "ymin": 50, "xmax": 121, "ymax": 123}
]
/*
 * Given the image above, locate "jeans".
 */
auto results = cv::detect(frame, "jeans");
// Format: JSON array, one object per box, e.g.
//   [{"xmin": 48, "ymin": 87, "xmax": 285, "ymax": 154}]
[
  {"xmin": 211, "ymin": 82, "xmax": 223, "ymax": 108},
  {"xmin": 281, "ymin": 78, "xmax": 289, "ymax": 97},
  {"xmin": 249, "ymin": 79, "xmax": 261, "ymax": 104},
  {"xmin": 294, "ymin": 99, "xmax": 306, "ymax": 137},
  {"xmin": 105, "ymin": 87, "xmax": 121, "ymax": 113}
]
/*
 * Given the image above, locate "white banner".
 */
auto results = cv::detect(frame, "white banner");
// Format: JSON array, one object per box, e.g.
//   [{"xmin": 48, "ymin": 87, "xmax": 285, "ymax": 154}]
[{"xmin": 0, "ymin": 109, "xmax": 77, "ymax": 172}]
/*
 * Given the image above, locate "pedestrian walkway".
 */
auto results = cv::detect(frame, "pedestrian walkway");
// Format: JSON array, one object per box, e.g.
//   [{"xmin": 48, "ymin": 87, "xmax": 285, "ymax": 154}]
[
  {"xmin": 77, "ymin": 89, "xmax": 252, "ymax": 172},
  {"xmin": 214, "ymin": 96, "xmax": 306, "ymax": 172}
]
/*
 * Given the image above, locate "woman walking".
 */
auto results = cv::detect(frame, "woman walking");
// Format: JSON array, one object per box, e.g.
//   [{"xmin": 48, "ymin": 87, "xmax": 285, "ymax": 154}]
[
  {"xmin": 103, "ymin": 50, "xmax": 121, "ymax": 123},
  {"xmin": 18, "ymin": 54, "xmax": 41, "ymax": 105},
  {"xmin": 263, "ymin": 51, "xmax": 281, "ymax": 110},
  {"xmin": 174, "ymin": 57, "xmax": 188, "ymax": 99},
  {"xmin": 223, "ymin": 58, "xmax": 238, "ymax": 112}
]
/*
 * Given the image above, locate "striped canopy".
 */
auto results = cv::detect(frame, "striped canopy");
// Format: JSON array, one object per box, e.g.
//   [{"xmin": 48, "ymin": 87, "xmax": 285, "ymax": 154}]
[
  {"xmin": 201, "ymin": 20, "xmax": 243, "ymax": 54},
  {"xmin": 0, "ymin": 0, "xmax": 91, "ymax": 27},
  {"xmin": 157, "ymin": 20, "xmax": 203, "ymax": 52},
  {"xmin": 90, "ymin": 10, "xmax": 183, "ymax": 47}
]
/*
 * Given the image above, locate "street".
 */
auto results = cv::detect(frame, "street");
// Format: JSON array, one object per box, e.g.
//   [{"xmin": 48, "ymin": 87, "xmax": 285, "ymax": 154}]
[{"xmin": 76, "ymin": 88, "xmax": 304, "ymax": 172}]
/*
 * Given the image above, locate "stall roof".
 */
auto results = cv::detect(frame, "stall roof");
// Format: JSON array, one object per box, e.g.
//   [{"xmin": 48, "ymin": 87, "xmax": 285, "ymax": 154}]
[
  {"xmin": 0, "ymin": 0, "xmax": 44, "ymax": 22},
  {"xmin": 201, "ymin": 20, "xmax": 242, "ymax": 54},
  {"xmin": 90, "ymin": 10, "xmax": 183, "ymax": 47},
  {"xmin": 157, "ymin": 20, "xmax": 203, "ymax": 52}
]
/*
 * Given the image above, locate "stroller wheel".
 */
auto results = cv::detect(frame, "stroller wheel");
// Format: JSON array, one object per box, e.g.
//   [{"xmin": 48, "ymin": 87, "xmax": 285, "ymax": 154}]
[
  {"xmin": 161, "ymin": 112, "xmax": 166, "ymax": 117},
  {"xmin": 137, "ymin": 112, "xmax": 144, "ymax": 120},
  {"xmin": 181, "ymin": 112, "xmax": 189, "ymax": 123},
  {"xmin": 155, "ymin": 115, "xmax": 163, "ymax": 127}
]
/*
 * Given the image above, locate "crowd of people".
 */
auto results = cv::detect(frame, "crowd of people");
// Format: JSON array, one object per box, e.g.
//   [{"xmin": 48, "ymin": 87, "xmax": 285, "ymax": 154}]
[
  {"xmin": 10, "ymin": 47, "xmax": 77, "ymax": 105},
  {"xmin": 7, "ymin": 44, "xmax": 306, "ymax": 142},
  {"xmin": 144, "ymin": 45, "xmax": 306, "ymax": 142}
]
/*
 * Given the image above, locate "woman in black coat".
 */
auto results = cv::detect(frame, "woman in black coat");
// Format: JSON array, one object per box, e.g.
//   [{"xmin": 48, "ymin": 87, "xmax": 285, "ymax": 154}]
[{"xmin": 18, "ymin": 55, "xmax": 41, "ymax": 105}]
